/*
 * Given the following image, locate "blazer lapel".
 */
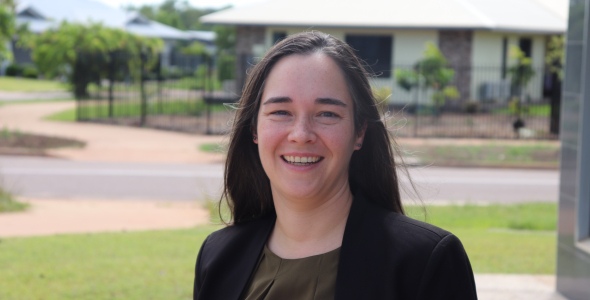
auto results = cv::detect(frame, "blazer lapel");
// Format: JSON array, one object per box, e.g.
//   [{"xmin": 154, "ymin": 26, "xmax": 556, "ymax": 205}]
[
  {"xmin": 228, "ymin": 217, "xmax": 275, "ymax": 300},
  {"xmin": 334, "ymin": 193, "xmax": 372, "ymax": 300}
]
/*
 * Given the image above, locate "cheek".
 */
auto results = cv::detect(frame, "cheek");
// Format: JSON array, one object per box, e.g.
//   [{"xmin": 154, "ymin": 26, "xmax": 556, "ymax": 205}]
[
  {"xmin": 257, "ymin": 120, "xmax": 285, "ymax": 156},
  {"xmin": 321, "ymin": 125, "xmax": 357, "ymax": 152}
]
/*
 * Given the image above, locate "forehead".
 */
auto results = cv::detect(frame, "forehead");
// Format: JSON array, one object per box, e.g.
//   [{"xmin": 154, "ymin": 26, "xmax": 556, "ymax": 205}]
[{"xmin": 262, "ymin": 53, "xmax": 352, "ymax": 106}]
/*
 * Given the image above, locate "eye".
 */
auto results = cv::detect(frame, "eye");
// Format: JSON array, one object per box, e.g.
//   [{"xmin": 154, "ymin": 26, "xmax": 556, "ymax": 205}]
[
  {"xmin": 319, "ymin": 111, "xmax": 340, "ymax": 118},
  {"xmin": 270, "ymin": 110, "xmax": 290, "ymax": 116}
]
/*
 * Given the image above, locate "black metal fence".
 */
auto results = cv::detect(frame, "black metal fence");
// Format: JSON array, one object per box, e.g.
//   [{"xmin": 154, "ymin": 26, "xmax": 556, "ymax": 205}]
[
  {"xmin": 76, "ymin": 57, "xmax": 560, "ymax": 139},
  {"xmin": 372, "ymin": 64, "xmax": 560, "ymax": 139},
  {"xmin": 76, "ymin": 51, "xmax": 238, "ymax": 135}
]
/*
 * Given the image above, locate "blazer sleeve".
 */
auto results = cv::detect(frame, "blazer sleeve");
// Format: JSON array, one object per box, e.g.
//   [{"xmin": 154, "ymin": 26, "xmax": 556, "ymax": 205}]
[
  {"xmin": 414, "ymin": 234, "xmax": 478, "ymax": 300},
  {"xmin": 193, "ymin": 235, "xmax": 209, "ymax": 300}
]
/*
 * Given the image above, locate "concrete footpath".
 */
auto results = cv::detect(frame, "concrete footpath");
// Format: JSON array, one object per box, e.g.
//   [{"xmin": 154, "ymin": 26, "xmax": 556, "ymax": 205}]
[{"xmin": 0, "ymin": 101, "xmax": 569, "ymax": 300}]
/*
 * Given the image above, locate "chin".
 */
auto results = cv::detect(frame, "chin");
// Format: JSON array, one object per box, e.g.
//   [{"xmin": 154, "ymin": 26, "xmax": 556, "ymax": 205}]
[{"xmin": 275, "ymin": 184, "xmax": 321, "ymax": 201}]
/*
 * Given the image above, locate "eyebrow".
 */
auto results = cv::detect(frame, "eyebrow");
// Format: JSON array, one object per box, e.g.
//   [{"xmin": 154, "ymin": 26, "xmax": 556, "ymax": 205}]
[
  {"xmin": 263, "ymin": 97, "xmax": 347, "ymax": 107},
  {"xmin": 316, "ymin": 97, "xmax": 347, "ymax": 107},
  {"xmin": 263, "ymin": 97, "xmax": 291, "ymax": 105}
]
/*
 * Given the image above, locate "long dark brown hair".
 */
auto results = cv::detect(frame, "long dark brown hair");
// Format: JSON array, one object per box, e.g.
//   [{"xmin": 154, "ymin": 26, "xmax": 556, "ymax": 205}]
[{"xmin": 221, "ymin": 31, "xmax": 406, "ymax": 224}]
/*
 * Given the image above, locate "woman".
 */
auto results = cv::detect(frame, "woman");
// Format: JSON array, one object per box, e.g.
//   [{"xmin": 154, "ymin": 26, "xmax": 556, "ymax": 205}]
[{"xmin": 194, "ymin": 32, "xmax": 478, "ymax": 300}]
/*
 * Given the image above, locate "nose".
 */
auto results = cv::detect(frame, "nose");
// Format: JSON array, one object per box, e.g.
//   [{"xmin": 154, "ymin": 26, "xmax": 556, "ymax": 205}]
[{"xmin": 288, "ymin": 116, "xmax": 316, "ymax": 144}]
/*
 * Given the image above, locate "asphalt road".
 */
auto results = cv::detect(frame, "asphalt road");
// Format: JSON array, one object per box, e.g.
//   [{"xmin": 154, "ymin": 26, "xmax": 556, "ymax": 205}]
[{"xmin": 0, "ymin": 156, "xmax": 559, "ymax": 203}]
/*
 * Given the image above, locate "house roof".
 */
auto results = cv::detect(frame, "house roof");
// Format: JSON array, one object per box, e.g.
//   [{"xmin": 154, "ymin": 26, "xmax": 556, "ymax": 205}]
[
  {"xmin": 201, "ymin": 0, "xmax": 567, "ymax": 34},
  {"xmin": 15, "ymin": 0, "xmax": 188, "ymax": 40},
  {"xmin": 186, "ymin": 30, "xmax": 217, "ymax": 42}
]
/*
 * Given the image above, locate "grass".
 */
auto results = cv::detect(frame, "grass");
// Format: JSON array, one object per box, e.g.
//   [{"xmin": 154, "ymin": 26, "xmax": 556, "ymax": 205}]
[
  {"xmin": 0, "ymin": 187, "xmax": 28, "ymax": 213},
  {"xmin": 0, "ymin": 226, "xmax": 219, "ymax": 300},
  {"xmin": 44, "ymin": 109, "xmax": 77, "ymax": 122},
  {"xmin": 44, "ymin": 99, "xmax": 228, "ymax": 122},
  {"xmin": 0, "ymin": 77, "xmax": 68, "ymax": 92},
  {"xmin": 198, "ymin": 143, "xmax": 227, "ymax": 154},
  {"xmin": 403, "ymin": 143, "xmax": 560, "ymax": 168},
  {"xmin": 199, "ymin": 142, "xmax": 560, "ymax": 169},
  {"xmin": 406, "ymin": 203, "xmax": 557, "ymax": 274},
  {"xmin": 165, "ymin": 77, "xmax": 223, "ymax": 91},
  {"xmin": 0, "ymin": 203, "xmax": 557, "ymax": 299},
  {"xmin": 491, "ymin": 104, "xmax": 551, "ymax": 117}
]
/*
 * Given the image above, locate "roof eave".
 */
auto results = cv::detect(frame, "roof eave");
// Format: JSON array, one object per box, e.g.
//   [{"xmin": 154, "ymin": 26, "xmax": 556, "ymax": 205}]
[{"xmin": 202, "ymin": 20, "xmax": 566, "ymax": 34}]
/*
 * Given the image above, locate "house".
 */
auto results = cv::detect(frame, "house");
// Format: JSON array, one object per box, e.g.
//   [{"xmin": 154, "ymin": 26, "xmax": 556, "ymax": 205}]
[
  {"xmin": 201, "ymin": 0, "xmax": 568, "ymax": 104},
  {"xmin": 11, "ymin": 0, "xmax": 190, "ymax": 68},
  {"xmin": 185, "ymin": 30, "xmax": 217, "ymax": 54}
]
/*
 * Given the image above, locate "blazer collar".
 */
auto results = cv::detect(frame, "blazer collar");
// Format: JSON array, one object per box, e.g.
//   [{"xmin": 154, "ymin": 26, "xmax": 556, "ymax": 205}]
[{"xmin": 230, "ymin": 192, "xmax": 371, "ymax": 300}]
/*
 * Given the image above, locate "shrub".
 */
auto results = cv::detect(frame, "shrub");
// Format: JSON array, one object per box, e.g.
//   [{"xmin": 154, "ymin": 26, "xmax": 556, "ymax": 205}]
[
  {"xmin": 5, "ymin": 63, "xmax": 23, "ymax": 77},
  {"xmin": 22, "ymin": 66, "xmax": 39, "ymax": 79},
  {"xmin": 463, "ymin": 101, "xmax": 479, "ymax": 114},
  {"xmin": 217, "ymin": 54, "xmax": 235, "ymax": 81}
]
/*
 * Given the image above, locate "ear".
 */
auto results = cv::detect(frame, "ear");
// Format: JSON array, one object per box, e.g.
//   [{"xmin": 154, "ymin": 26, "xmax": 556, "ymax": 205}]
[
  {"xmin": 354, "ymin": 121, "xmax": 368, "ymax": 150},
  {"xmin": 253, "ymin": 133, "xmax": 258, "ymax": 144}
]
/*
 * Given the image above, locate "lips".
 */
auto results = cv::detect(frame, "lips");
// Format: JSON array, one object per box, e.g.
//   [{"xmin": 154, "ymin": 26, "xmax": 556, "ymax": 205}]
[{"xmin": 281, "ymin": 155, "xmax": 323, "ymax": 166}]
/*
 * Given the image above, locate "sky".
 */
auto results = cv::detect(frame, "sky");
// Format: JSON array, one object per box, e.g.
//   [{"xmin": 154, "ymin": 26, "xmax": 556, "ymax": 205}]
[{"xmin": 95, "ymin": 0, "xmax": 267, "ymax": 10}]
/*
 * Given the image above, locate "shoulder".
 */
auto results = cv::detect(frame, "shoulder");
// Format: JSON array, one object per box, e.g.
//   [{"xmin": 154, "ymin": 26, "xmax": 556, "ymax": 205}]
[
  {"xmin": 198, "ymin": 217, "xmax": 275, "ymax": 265},
  {"xmin": 365, "ymin": 199, "xmax": 454, "ymax": 248}
]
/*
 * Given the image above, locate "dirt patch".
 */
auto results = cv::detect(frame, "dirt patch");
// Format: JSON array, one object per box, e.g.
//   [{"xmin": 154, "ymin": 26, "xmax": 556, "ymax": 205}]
[{"xmin": 0, "ymin": 130, "xmax": 85, "ymax": 157}]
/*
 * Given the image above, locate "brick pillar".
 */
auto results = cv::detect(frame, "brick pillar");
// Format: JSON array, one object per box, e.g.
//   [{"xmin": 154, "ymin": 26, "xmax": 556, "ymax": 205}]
[
  {"xmin": 438, "ymin": 30, "xmax": 473, "ymax": 102},
  {"xmin": 235, "ymin": 26, "xmax": 266, "ymax": 95}
]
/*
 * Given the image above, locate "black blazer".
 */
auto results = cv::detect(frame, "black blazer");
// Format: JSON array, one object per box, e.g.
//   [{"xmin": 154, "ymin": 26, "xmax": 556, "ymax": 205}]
[{"xmin": 194, "ymin": 193, "xmax": 478, "ymax": 300}]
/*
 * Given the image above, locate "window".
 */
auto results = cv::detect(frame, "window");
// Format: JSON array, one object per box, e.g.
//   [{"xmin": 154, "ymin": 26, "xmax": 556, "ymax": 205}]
[
  {"xmin": 345, "ymin": 35, "xmax": 393, "ymax": 78},
  {"xmin": 519, "ymin": 38, "xmax": 532, "ymax": 58},
  {"xmin": 501, "ymin": 37, "xmax": 508, "ymax": 79},
  {"xmin": 273, "ymin": 32, "xmax": 287, "ymax": 45}
]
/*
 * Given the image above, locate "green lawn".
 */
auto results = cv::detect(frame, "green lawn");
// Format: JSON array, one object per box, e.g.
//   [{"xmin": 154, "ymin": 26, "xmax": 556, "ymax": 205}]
[
  {"xmin": 165, "ymin": 77, "xmax": 222, "ymax": 91},
  {"xmin": 44, "ymin": 100, "xmax": 227, "ymax": 122},
  {"xmin": 491, "ymin": 104, "xmax": 551, "ymax": 117},
  {"xmin": 0, "ymin": 203, "xmax": 557, "ymax": 299},
  {"xmin": 403, "ymin": 143, "xmax": 560, "ymax": 169},
  {"xmin": 0, "ymin": 77, "xmax": 68, "ymax": 92},
  {"xmin": 407, "ymin": 203, "xmax": 557, "ymax": 274}
]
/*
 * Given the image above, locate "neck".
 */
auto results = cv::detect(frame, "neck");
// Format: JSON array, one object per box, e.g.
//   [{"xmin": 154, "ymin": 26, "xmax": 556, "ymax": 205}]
[{"xmin": 267, "ymin": 183, "xmax": 353, "ymax": 259}]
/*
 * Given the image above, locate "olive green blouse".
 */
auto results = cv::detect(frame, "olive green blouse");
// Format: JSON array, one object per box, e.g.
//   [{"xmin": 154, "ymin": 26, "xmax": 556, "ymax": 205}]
[{"xmin": 241, "ymin": 245, "xmax": 341, "ymax": 300}]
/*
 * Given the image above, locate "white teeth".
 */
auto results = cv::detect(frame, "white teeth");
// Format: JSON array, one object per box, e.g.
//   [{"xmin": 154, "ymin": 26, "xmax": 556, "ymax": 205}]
[{"xmin": 283, "ymin": 156, "xmax": 321, "ymax": 164}]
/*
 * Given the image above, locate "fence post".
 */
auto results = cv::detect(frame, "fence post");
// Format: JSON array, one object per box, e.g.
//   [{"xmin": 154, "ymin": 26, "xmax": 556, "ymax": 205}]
[
  {"xmin": 205, "ymin": 55, "xmax": 213, "ymax": 135},
  {"xmin": 157, "ymin": 52, "xmax": 163, "ymax": 114},
  {"xmin": 550, "ymin": 77, "xmax": 561, "ymax": 135},
  {"xmin": 108, "ymin": 51, "xmax": 115, "ymax": 118},
  {"xmin": 140, "ymin": 52, "xmax": 147, "ymax": 127}
]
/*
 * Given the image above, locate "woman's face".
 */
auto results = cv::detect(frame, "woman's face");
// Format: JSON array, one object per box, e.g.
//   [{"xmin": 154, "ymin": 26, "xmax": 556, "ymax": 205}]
[{"xmin": 255, "ymin": 53, "xmax": 365, "ymax": 202}]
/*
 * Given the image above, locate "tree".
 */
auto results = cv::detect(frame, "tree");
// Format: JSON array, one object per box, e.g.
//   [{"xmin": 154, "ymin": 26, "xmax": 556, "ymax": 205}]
[
  {"xmin": 24, "ymin": 22, "xmax": 162, "ymax": 99},
  {"xmin": 213, "ymin": 25, "xmax": 236, "ymax": 82},
  {"xmin": 395, "ymin": 42, "xmax": 459, "ymax": 116},
  {"xmin": 123, "ymin": 0, "xmax": 218, "ymax": 31},
  {"xmin": 506, "ymin": 45, "xmax": 536, "ymax": 136},
  {"xmin": 0, "ymin": 0, "xmax": 16, "ymax": 62},
  {"xmin": 506, "ymin": 45, "xmax": 535, "ymax": 113},
  {"xmin": 545, "ymin": 35, "xmax": 564, "ymax": 81}
]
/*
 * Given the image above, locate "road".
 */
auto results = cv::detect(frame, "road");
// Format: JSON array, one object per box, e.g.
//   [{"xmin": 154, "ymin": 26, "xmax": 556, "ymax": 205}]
[{"xmin": 0, "ymin": 156, "xmax": 559, "ymax": 203}]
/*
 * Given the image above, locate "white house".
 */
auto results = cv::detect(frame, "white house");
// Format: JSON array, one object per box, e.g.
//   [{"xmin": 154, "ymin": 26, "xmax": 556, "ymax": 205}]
[
  {"xmin": 202, "ymin": 0, "xmax": 568, "ymax": 105},
  {"xmin": 12, "ymin": 0, "xmax": 189, "ymax": 68}
]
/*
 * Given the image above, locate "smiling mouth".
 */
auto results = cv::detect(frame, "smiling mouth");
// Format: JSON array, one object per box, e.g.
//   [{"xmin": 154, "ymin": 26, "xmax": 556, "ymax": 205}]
[{"xmin": 281, "ymin": 155, "xmax": 323, "ymax": 166}]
